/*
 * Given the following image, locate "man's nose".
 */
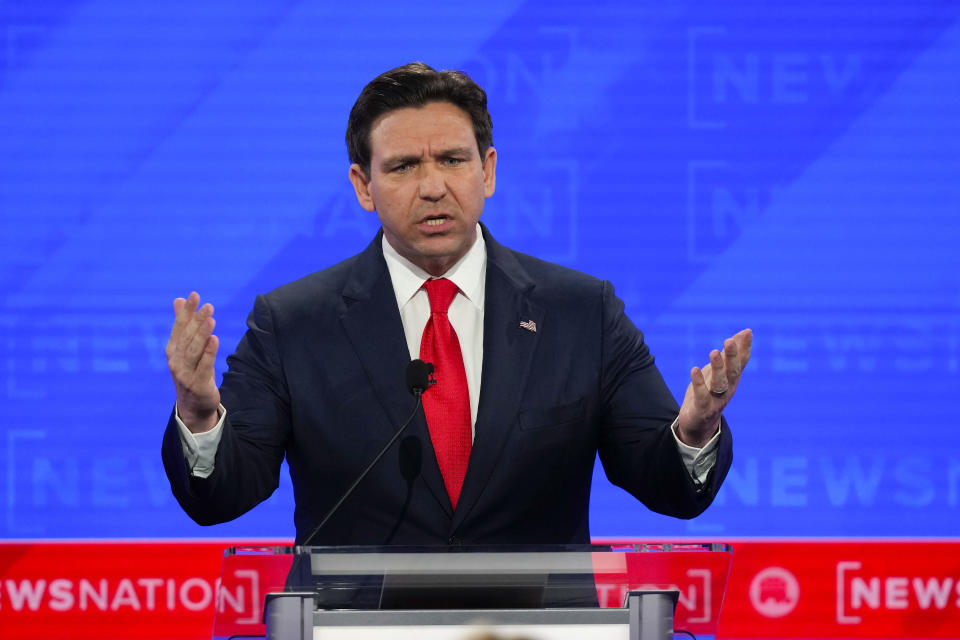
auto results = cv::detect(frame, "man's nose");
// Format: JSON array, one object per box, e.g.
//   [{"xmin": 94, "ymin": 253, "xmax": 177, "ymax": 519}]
[{"xmin": 417, "ymin": 163, "xmax": 447, "ymax": 201}]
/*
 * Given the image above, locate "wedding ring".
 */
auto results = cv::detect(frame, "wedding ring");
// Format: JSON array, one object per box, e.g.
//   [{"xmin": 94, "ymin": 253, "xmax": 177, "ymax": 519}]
[{"xmin": 709, "ymin": 387, "xmax": 728, "ymax": 398}]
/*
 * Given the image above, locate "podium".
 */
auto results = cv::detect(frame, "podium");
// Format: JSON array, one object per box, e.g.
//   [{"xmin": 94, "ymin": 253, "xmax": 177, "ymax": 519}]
[{"xmin": 212, "ymin": 544, "xmax": 732, "ymax": 640}]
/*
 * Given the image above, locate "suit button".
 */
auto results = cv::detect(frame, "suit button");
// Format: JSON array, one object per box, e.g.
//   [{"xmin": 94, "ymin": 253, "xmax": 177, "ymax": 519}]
[{"xmin": 447, "ymin": 536, "xmax": 462, "ymax": 546}]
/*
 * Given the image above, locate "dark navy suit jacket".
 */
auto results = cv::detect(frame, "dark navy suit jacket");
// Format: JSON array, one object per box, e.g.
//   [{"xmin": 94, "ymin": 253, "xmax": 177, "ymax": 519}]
[{"xmin": 162, "ymin": 225, "xmax": 732, "ymax": 545}]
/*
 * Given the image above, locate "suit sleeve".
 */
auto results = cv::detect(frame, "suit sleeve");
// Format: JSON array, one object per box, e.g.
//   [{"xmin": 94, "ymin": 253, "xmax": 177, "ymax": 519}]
[
  {"xmin": 161, "ymin": 293, "xmax": 292, "ymax": 525},
  {"xmin": 595, "ymin": 281, "xmax": 732, "ymax": 519}
]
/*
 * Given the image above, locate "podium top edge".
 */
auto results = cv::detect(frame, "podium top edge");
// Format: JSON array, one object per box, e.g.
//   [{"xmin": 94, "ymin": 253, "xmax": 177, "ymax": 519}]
[{"xmin": 222, "ymin": 542, "xmax": 733, "ymax": 558}]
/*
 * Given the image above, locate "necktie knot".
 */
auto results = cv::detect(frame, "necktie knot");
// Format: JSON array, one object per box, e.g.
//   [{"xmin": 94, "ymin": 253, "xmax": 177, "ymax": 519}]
[{"xmin": 424, "ymin": 278, "xmax": 459, "ymax": 314}]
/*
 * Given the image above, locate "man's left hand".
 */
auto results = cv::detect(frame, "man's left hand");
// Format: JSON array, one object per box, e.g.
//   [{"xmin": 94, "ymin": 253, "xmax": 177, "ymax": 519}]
[{"xmin": 676, "ymin": 328, "xmax": 753, "ymax": 447}]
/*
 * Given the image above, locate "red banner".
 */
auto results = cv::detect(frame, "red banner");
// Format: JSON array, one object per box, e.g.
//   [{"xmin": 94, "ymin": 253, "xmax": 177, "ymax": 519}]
[
  {"xmin": 716, "ymin": 540, "xmax": 960, "ymax": 638},
  {"xmin": 0, "ymin": 540, "xmax": 286, "ymax": 640},
  {"xmin": 1, "ymin": 539, "xmax": 958, "ymax": 639}
]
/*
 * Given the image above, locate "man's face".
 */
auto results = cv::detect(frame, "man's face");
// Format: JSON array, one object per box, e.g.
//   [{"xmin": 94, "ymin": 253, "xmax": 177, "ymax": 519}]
[{"xmin": 349, "ymin": 101, "xmax": 497, "ymax": 276}]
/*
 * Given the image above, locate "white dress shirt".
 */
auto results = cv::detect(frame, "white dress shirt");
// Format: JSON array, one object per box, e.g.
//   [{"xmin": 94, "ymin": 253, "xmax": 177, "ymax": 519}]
[
  {"xmin": 382, "ymin": 226, "xmax": 486, "ymax": 432},
  {"xmin": 177, "ymin": 226, "xmax": 720, "ymax": 485}
]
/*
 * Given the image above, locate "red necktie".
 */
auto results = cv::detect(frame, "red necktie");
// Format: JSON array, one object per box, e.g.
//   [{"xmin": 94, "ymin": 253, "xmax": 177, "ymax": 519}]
[{"xmin": 419, "ymin": 278, "xmax": 472, "ymax": 509}]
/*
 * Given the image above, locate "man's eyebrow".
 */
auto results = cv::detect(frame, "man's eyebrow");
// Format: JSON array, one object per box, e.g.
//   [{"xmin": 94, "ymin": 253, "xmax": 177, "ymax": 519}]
[
  {"xmin": 436, "ymin": 146, "xmax": 474, "ymax": 157},
  {"xmin": 380, "ymin": 153, "xmax": 421, "ymax": 169}
]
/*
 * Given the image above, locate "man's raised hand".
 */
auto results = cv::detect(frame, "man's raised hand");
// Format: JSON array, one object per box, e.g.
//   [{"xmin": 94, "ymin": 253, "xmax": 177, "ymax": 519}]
[
  {"xmin": 166, "ymin": 292, "xmax": 221, "ymax": 433},
  {"xmin": 676, "ymin": 328, "xmax": 753, "ymax": 447}
]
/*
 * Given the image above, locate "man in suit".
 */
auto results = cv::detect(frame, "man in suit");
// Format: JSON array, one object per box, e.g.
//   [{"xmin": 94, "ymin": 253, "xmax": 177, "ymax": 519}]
[{"xmin": 162, "ymin": 63, "xmax": 751, "ymax": 548}]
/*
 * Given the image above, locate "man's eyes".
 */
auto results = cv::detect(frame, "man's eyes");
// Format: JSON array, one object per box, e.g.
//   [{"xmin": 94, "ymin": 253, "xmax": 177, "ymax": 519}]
[{"xmin": 389, "ymin": 157, "xmax": 466, "ymax": 173}]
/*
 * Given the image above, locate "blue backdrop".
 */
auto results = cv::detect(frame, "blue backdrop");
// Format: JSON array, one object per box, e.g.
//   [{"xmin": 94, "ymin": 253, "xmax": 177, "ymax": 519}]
[{"xmin": 1, "ymin": 0, "xmax": 958, "ymax": 540}]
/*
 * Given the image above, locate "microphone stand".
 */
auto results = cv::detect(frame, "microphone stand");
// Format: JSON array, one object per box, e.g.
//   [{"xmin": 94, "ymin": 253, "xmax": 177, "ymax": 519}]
[{"xmin": 301, "ymin": 360, "xmax": 434, "ymax": 548}]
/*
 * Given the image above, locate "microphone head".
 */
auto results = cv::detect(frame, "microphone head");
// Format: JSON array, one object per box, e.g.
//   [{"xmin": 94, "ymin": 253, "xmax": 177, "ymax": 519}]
[{"xmin": 406, "ymin": 359, "xmax": 435, "ymax": 395}]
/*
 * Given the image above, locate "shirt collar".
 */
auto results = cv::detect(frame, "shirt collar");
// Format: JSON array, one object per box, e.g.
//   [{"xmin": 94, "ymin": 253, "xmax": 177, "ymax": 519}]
[{"xmin": 381, "ymin": 224, "xmax": 487, "ymax": 311}]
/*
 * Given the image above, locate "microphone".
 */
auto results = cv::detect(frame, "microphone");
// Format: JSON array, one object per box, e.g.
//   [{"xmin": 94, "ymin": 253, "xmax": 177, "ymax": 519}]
[
  {"xmin": 406, "ymin": 359, "xmax": 435, "ymax": 395},
  {"xmin": 300, "ymin": 359, "xmax": 435, "ymax": 547}
]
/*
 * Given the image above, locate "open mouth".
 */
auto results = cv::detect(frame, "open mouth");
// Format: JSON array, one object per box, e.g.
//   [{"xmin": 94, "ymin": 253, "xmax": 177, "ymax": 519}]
[{"xmin": 421, "ymin": 215, "xmax": 450, "ymax": 227}]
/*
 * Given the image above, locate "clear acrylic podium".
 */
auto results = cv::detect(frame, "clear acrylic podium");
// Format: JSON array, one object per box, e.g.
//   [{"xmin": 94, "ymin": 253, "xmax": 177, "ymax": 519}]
[{"xmin": 212, "ymin": 543, "xmax": 732, "ymax": 640}]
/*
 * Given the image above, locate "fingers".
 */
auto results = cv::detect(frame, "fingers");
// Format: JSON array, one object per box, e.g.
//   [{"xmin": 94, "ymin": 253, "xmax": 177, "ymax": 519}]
[
  {"xmin": 716, "ymin": 328, "xmax": 753, "ymax": 391},
  {"xmin": 180, "ymin": 291, "xmax": 199, "ymax": 317},
  {"xmin": 708, "ymin": 349, "xmax": 728, "ymax": 393},
  {"xmin": 723, "ymin": 338, "xmax": 741, "ymax": 384},
  {"xmin": 166, "ymin": 292, "xmax": 217, "ymax": 372},
  {"xmin": 690, "ymin": 366, "xmax": 711, "ymax": 407},
  {"xmin": 176, "ymin": 294, "xmax": 209, "ymax": 342},
  {"xmin": 184, "ymin": 310, "xmax": 215, "ymax": 365},
  {"xmin": 195, "ymin": 333, "xmax": 220, "ymax": 379},
  {"xmin": 685, "ymin": 332, "xmax": 752, "ymax": 438},
  {"xmin": 169, "ymin": 292, "xmax": 198, "ymax": 345},
  {"xmin": 165, "ymin": 292, "xmax": 222, "ymax": 422},
  {"xmin": 737, "ymin": 328, "xmax": 753, "ymax": 365}
]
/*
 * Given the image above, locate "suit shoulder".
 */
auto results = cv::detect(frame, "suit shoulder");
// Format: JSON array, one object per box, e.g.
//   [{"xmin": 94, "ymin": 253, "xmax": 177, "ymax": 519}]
[
  {"xmin": 256, "ymin": 252, "xmax": 367, "ymax": 315},
  {"xmin": 500, "ymin": 247, "xmax": 608, "ymax": 301}
]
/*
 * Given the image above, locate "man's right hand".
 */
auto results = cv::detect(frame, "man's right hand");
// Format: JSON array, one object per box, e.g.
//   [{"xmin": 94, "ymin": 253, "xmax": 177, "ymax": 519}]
[{"xmin": 167, "ymin": 292, "xmax": 221, "ymax": 433}]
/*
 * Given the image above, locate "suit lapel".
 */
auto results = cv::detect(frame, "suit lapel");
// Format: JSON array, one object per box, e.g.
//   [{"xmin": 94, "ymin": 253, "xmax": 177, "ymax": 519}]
[
  {"xmin": 339, "ymin": 234, "xmax": 453, "ymax": 517},
  {"xmin": 452, "ymin": 227, "xmax": 543, "ymax": 530}
]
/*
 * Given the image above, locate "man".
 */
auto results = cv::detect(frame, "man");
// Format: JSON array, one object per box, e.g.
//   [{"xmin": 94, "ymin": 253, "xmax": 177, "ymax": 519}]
[{"xmin": 162, "ymin": 63, "xmax": 751, "ymax": 548}]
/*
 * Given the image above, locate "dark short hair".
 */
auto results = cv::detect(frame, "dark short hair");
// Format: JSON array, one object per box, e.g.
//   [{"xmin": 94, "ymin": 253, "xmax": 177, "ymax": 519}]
[{"xmin": 346, "ymin": 62, "xmax": 493, "ymax": 175}]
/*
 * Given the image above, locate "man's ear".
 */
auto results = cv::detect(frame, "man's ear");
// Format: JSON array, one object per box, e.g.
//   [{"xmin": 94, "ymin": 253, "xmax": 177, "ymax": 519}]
[
  {"xmin": 348, "ymin": 163, "xmax": 376, "ymax": 212},
  {"xmin": 482, "ymin": 147, "xmax": 497, "ymax": 198}
]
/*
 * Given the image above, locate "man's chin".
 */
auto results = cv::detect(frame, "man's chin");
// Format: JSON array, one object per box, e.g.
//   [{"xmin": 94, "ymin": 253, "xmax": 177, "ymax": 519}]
[{"xmin": 408, "ymin": 241, "xmax": 473, "ymax": 273}]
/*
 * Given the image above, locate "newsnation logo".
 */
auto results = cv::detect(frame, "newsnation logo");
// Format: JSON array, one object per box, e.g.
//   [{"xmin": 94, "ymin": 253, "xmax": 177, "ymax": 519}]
[
  {"xmin": 1, "ymin": 576, "xmax": 219, "ymax": 612},
  {"xmin": 1, "ymin": 540, "xmax": 959, "ymax": 640}
]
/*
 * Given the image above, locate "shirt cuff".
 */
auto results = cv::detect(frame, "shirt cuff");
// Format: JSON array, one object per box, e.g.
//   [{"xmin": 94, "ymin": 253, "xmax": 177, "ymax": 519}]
[
  {"xmin": 671, "ymin": 417, "xmax": 720, "ymax": 489},
  {"xmin": 174, "ymin": 404, "xmax": 226, "ymax": 479}
]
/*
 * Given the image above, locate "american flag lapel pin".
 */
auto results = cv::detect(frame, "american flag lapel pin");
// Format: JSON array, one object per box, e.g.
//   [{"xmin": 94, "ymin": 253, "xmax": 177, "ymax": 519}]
[{"xmin": 519, "ymin": 318, "xmax": 537, "ymax": 333}]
